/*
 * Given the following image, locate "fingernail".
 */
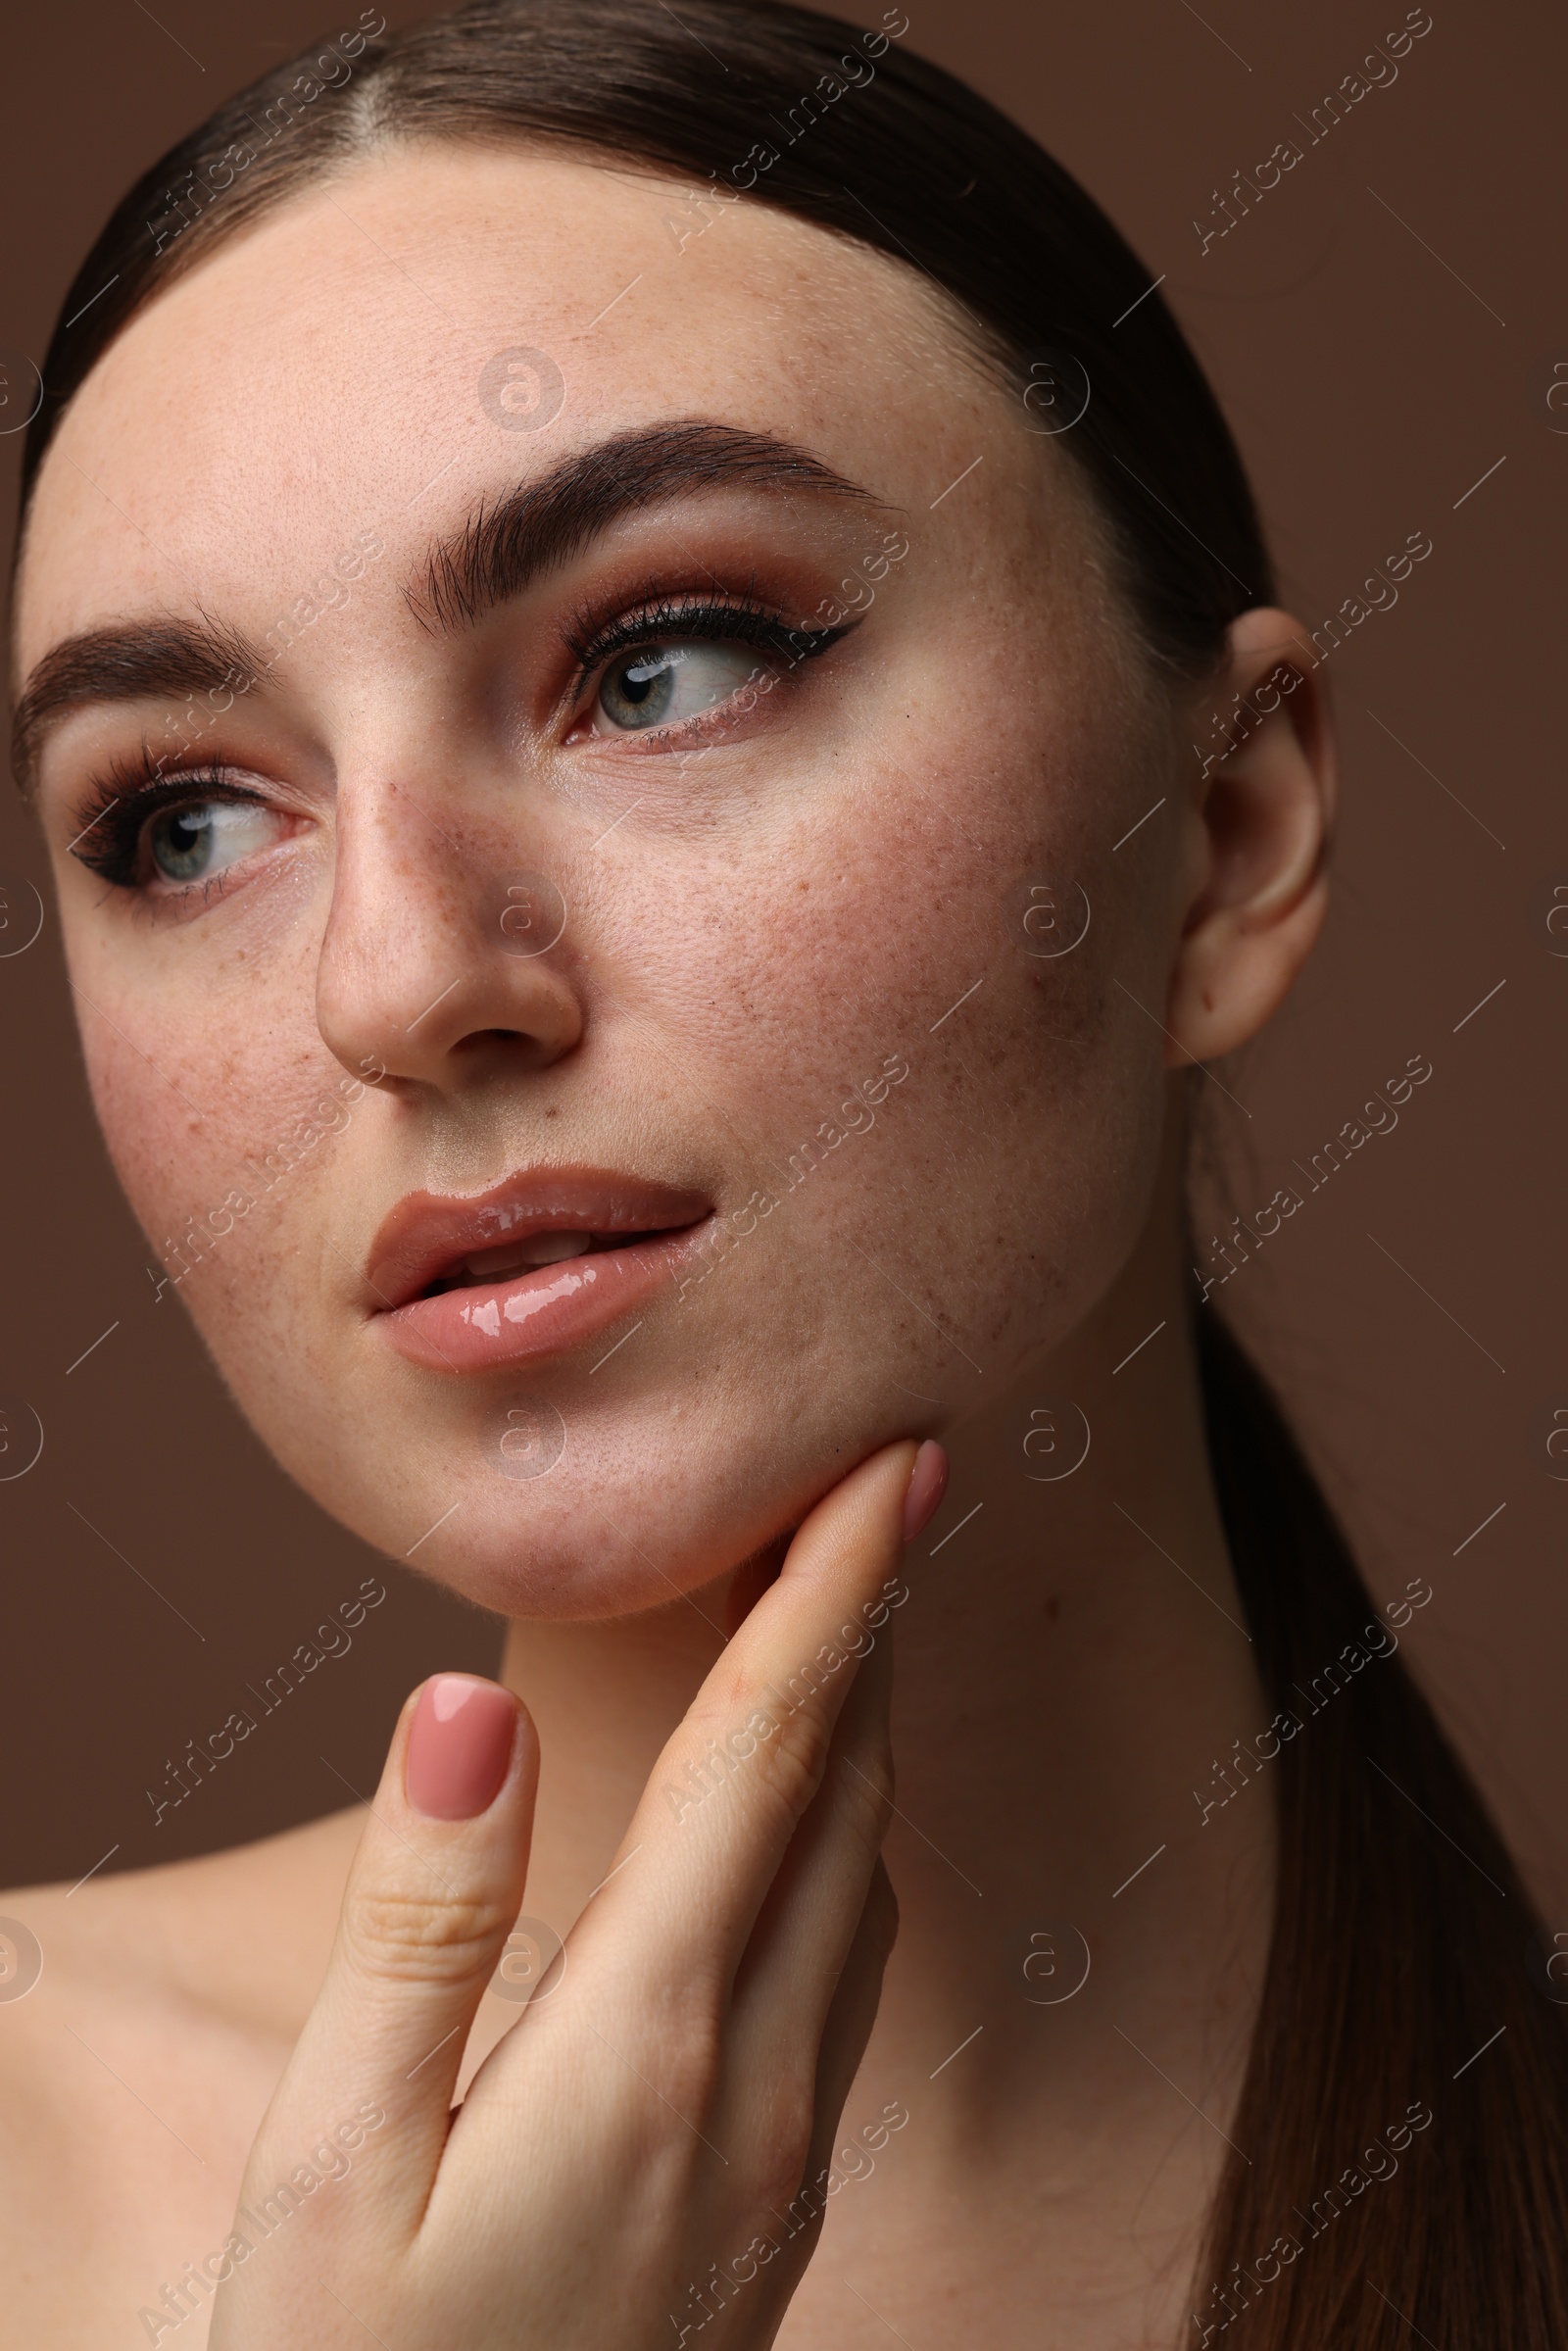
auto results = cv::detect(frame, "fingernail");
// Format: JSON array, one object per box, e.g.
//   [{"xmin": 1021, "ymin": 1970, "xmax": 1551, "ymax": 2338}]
[
  {"xmin": 902, "ymin": 1440, "xmax": 949, "ymax": 1543},
  {"xmin": 405, "ymin": 1676, "xmax": 516, "ymax": 1820}
]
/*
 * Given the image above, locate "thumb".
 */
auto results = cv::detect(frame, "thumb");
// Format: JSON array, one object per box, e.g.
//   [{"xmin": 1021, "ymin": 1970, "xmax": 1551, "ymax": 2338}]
[{"xmin": 251, "ymin": 1674, "xmax": 538, "ymax": 2231}]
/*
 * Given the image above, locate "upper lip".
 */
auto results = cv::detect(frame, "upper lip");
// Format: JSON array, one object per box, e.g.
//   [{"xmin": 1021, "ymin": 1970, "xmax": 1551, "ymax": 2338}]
[{"xmin": 365, "ymin": 1164, "xmax": 713, "ymax": 1313}]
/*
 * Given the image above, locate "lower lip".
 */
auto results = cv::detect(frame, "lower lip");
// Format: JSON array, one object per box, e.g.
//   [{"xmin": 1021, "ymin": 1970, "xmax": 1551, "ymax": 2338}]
[{"xmin": 374, "ymin": 1223, "xmax": 712, "ymax": 1374}]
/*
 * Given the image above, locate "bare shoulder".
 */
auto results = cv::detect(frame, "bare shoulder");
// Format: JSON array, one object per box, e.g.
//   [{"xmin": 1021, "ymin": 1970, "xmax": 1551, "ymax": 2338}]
[{"xmin": 0, "ymin": 1807, "xmax": 361, "ymax": 2347}]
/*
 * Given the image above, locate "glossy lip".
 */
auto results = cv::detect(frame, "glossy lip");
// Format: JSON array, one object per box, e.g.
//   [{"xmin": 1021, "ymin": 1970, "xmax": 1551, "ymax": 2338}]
[{"xmin": 366, "ymin": 1164, "xmax": 712, "ymax": 1376}]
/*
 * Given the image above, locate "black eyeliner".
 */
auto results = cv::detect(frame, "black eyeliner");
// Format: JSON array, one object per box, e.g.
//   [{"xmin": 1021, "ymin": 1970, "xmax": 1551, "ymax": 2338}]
[
  {"xmin": 563, "ymin": 591, "xmax": 851, "ymax": 698},
  {"xmin": 68, "ymin": 596, "xmax": 854, "ymax": 892},
  {"xmin": 68, "ymin": 759, "xmax": 265, "ymax": 891}
]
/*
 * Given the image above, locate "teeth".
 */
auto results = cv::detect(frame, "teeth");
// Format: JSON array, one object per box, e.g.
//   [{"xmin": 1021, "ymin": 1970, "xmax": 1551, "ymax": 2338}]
[
  {"xmin": 463, "ymin": 1234, "xmax": 594, "ymax": 1280},
  {"xmin": 522, "ymin": 1233, "xmax": 595, "ymax": 1267}
]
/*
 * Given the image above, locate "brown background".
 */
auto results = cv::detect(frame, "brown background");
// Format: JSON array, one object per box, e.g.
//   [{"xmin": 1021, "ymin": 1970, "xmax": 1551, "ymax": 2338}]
[{"xmin": 2, "ymin": 0, "xmax": 1563, "ymax": 1906}]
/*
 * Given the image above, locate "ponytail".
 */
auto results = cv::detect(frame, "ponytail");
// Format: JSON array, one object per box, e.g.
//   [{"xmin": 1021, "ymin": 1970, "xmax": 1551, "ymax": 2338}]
[{"xmin": 1195, "ymin": 1312, "xmax": 1568, "ymax": 2345}]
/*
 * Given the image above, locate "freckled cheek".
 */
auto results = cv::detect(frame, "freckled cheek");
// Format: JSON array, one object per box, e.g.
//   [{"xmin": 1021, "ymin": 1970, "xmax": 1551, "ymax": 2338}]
[
  {"xmin": 744, "ymin": 793, "xmax": 1155, "ymax": 1344},
  {"xmin": 74, "ymin": 993, "xmax": 318, "ymax": 1256},
  {"xmin": 737, "ymin": 798, "xmax": 994, "ymax": 1024}
]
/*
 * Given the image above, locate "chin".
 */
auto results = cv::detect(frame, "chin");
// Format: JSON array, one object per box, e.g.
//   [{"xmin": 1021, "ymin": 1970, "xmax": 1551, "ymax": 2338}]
[{"xmin": 245, "ymin": 1355, "xmax": 878, "ymax": 1622}]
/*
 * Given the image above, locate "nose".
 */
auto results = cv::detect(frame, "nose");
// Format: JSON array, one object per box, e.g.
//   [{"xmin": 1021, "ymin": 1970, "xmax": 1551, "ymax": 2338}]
[{"xmin": 316, "ymin": 776, "xmax": 584, "ymax": 1093}]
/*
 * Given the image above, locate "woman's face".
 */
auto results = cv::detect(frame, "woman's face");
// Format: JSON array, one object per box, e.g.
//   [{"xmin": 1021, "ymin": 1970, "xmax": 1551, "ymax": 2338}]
[{"xmin": 17, "ymin": 146, "xmax": 1187, "ymax": 1615}]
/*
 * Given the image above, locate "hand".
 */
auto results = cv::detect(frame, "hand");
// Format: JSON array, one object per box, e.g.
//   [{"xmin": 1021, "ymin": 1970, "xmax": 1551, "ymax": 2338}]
[{"xmin": 208, "ymin": 1437, "xmax": 947, "ymax": 2349}]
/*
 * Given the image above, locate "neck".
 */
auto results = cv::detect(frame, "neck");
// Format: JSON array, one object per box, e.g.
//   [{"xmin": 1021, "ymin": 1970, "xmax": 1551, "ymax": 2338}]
[{"xmin": 498, "ymin": 1186, "xmax": 1275, "ymax": 2266}]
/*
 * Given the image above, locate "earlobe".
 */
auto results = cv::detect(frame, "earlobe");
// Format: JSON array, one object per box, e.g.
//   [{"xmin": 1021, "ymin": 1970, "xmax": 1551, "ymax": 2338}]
[{"xmin": 1164, "ymin": 608, "xmax": 1335, "ymax": 1066}]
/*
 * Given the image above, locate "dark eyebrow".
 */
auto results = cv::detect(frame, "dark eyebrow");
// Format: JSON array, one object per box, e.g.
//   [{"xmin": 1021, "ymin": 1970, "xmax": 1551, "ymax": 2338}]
[
  {"xmin": 12, "ymin": 616, "xmax": 264, "ymax": 802},
  {"xmin": 409, "ymin": 418, "xmax": 878, "ymax": 634},
  {"xmin": 11, "ymin": 422, "xmax": 877, "ymax": 798}
]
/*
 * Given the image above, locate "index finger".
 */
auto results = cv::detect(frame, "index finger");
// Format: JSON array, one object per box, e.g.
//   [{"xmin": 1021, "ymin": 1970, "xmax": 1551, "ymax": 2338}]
[{"xmin": 582, "ymin": 1438, "xmax": 932, "ymax": 1991}]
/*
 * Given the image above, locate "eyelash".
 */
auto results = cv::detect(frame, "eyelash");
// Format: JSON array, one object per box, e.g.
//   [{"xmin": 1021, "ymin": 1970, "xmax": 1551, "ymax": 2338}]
[
  {"xmin": 564, "ymin": 591, "xmax": 848, "ymax": 709},
  {"xmin": 69, "ymin": 759, "xmax": 267, "ymax": 892},
  {"xmin": 66, "ymin": 596, "xmax": 852, "ymax": 893}
]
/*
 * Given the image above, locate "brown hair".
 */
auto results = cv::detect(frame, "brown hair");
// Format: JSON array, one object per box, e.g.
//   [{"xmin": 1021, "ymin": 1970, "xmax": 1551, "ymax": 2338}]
[{"xmin": 18, "ymin": 1, "xmax": 1568, "ymax": 2336}]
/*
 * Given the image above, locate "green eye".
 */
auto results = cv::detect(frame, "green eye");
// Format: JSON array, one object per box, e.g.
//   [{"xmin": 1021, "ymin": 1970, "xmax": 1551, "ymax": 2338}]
[
  {"xmin": 147, "ymin": 799, "xmax": 277, "ymax": 884},
  {"xmin": 594, "ymin": 641, "xmax": 763, "ymax": 733}
]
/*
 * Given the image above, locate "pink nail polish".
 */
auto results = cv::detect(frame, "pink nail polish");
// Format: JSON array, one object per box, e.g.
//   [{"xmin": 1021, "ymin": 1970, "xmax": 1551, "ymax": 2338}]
[
  {"xmin": 405, "ymin": 1676, "xmax": 516, "ymax": 1819},
  {"xmin": 902, "ymin": 1440, "xmax": 950, "ymax": 1543}
]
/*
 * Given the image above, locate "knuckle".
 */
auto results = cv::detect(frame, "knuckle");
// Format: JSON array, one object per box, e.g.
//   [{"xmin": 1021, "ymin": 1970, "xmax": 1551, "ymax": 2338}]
[
  {"xmin": 746, "ymin": 1704, "xmax": 833, "ymax": 1822},
  {"xmin": 648, "ymin": 2022, "xmax": 724, "ymax": 2141},
  {"xmin": 751, "ymin": 2078, "xmax": 815, "ymax": 2213},
  {"xmin": 342, "ymin": 1882, "xmax": 513, "ymax": 1984},
  {"xmin": 833, "ymin": 1813, "xmax": 890, "ymax": 1888},
  {"xmin": 836, "ymin": 1752, "xmax": 894, "ymax": 1854},
  {"xmin": 622, "ymin": 1983, "xmax": 726, "ymax": 2128}
]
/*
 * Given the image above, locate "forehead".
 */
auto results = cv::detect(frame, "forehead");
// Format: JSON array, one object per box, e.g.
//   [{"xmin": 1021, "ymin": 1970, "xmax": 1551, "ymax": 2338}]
[{"xmin": 18, "ymin": 144, "xmax": 997, "ymax": 665}]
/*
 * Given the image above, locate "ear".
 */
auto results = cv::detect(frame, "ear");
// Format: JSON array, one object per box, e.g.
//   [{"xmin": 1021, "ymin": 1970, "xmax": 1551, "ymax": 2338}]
[{"xmin": 1164, "ymin": 609, "xmax": 1335, "ymax": 1065}]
